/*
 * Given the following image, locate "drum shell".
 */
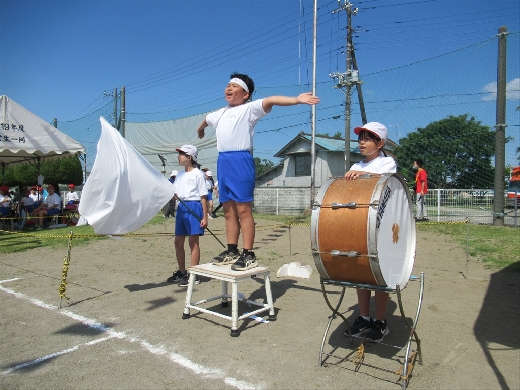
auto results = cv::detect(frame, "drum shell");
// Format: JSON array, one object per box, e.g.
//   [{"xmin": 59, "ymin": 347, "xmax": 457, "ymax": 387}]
[{"xmin": 311, "ymin": 174, "xmax": 415, "ymax": 289}]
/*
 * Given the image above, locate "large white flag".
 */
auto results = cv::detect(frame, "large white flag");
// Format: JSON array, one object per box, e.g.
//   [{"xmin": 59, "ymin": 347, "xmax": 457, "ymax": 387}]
[{"xmin": 78, "ymin": 117, "xmax": 174, "ymax": 234}]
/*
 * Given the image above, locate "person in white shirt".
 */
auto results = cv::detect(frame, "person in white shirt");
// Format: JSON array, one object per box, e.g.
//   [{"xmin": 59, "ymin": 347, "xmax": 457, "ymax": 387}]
[
  {"xmin": 33, "ymin": 184, "xmax": 61, "ymax": 230},
  {"xmin": 65, "ymin": 184, "xmax": 79, "ymax": 205},
  {"xmin": 20, "ymin": 189, "xmax": 36, "ymax": 211},
  {"xmin": 0, "ymin": 185, "xmax": 11, "ymax": 218},
  {"xmin": 166, "ymin": 145, "xmax": 208, "ymax": 286},
  {"xmin": 197, "ymin": 73, "xmax": 319, "ymax": 271},
  {"xmin": 343, "ymin": 122, "xmax": 397, "ymax": 343}
]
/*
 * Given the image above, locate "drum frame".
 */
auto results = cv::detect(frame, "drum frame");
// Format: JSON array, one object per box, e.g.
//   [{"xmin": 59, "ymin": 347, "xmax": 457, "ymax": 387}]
[{"xmin": 317, "ymin": 273, "xmax": 424, "ymax": 390}]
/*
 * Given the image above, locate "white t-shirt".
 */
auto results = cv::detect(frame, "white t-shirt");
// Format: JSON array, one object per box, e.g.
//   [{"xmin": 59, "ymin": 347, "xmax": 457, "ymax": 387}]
[
  {"xmin": 29, "ymin": 193, "xmax": 39, "ymax": 202},
  {"xmin": 350, "ymin": 153, "xmax": 397, "ymax": 174},
  {"xmin": 66, "ymin": 191, "xmax": 79, "ymax": 202},
  {"xmin": 44, "ymin": 193, "xmax": 61, "ymax": 210},
  {"xmin": 0, "ymin": 195, "xmax": 10, "ymax": 208},
  {"xmin": 173, "ymin": 169, "xmax": 208, "ymax": 201},
  {"xmin": 21, "ymin": 196, "xmax": 35, "ymax": 207},
  {"xmin": 206, "ymin": 99, "xmax": 268, "ymax": 152}
]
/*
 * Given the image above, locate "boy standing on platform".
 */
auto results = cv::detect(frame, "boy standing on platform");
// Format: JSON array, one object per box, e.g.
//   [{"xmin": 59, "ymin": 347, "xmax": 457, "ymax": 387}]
[
  {"xmin": 166, "ymin": 145, "xmax": 208, "ymax": 286},
  {"xmin": 197, "ymin": 73, "xmax": 319, "ymax": 271}
]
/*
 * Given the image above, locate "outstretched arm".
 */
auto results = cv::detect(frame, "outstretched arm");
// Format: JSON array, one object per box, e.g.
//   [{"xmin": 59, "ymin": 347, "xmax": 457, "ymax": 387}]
[
  {"xmin": 197, "ymin": 119, "xmax": 208, "ymax": 139},
  {"xmin": 262, "ymin": 92, "xmax": 320, "ymax": 112}
]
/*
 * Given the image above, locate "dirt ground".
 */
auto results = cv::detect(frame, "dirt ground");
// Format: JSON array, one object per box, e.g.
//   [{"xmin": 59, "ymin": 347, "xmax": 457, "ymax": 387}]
[{"xmin": 0, "ymin": 216, "xmax": 519, "ymax": 389}]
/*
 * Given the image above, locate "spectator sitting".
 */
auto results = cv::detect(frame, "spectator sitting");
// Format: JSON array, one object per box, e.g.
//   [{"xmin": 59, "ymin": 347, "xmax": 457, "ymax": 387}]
[
  {"xmin": 65, "ymin": 184, "xmax": 79, "ymax": 209},
  {"xmin": 29, "ymin": 186, "xmax": 40, "ymax": 208},
  {"xmin": 20, "ymin": 188, "xmax": 36, "ymax": 213},
  {"xmin": 0, "ymin": 185, "xmax": 12, "ymax": 218},
  {"xmin": 32, "ymin": 184, "xmax": 61, "ymax": 230},
  {"xmin": 18, "ymin": 189, "xmax": 36, "ymax": 229}
]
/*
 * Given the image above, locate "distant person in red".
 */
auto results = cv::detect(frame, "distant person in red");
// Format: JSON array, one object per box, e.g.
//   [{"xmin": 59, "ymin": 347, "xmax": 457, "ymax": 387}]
[{"xmin": 414, "ymin": 158, "xmax": 428, "ymax": 221}]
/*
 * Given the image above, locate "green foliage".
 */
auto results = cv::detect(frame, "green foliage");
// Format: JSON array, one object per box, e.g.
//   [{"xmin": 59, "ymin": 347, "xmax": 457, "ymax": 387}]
[
  {"xmin": 0, "ymin": 156, "xmax": 83, "ymax": 187},
  {"xmin": 395, "ymin": 114, "xmax": 496, "ymax": 188},
  {"xmin": 254, "ymin": 157, "xmax": 275, "ymax": 177},
  {"xmin": 418, "ymin": 223, "xmax": 520, "ymax": 272}
]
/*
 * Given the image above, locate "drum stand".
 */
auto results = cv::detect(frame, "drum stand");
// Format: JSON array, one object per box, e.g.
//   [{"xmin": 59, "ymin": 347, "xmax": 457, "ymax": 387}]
[{"xmin": 318, "ymin": 273, "xmax": 424, "ymax": 390}]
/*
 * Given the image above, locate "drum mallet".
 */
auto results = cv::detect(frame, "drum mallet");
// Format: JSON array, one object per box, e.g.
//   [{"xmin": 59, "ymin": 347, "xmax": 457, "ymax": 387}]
[{"xmin": 174, "ymin": 194, "xmax": 226, "ymax": 248}]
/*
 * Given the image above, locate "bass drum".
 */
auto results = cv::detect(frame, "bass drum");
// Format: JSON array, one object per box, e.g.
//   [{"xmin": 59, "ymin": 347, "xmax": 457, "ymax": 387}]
[{"xmin": 310, "ymin": 173, "xmax": 416, "ymax": 290}]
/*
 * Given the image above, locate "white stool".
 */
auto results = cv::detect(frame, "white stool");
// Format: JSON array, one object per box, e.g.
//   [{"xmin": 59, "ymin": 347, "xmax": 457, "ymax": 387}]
[{"xmin": 182, "ymin": 263, "xmax": 276, "ymax": 336}]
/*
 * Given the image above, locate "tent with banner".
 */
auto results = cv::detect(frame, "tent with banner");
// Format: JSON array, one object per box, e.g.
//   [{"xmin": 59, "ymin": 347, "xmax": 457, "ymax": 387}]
[
  {"xmin": 125, "ymin": 112, "xmax": 219, "ymax": 177},
  {"xmin": 0, "ymin": 95, "xmax": 85, "ymax": 174}
]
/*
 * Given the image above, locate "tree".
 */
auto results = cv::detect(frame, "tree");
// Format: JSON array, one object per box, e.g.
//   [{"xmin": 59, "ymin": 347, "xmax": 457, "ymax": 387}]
[
  {"xmin": 254, "ymin": 157, "xmax": 275, "ymax": 177},
  {"xmin": 394, "ymin": 114, "xmax": 496, "ymax": 189},
  {"xmin": 0, "ymin": 156, "xmax": 83, "ymax": 188}
]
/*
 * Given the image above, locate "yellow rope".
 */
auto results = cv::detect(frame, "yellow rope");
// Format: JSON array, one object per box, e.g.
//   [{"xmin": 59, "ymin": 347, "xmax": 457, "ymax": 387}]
[{"xmin": 58, "ymin": 232, "xmax": 73, "ymax": 302}]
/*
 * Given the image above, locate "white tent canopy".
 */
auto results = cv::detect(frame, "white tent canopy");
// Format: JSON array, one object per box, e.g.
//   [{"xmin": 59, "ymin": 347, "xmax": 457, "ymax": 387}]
[
  {"xmin": 125, "ymin": 112, "xmax": 218, "ymax": 177},
  {"xmin": 0, "ymin": 95, "xmax": 85, "ymax": 167}
]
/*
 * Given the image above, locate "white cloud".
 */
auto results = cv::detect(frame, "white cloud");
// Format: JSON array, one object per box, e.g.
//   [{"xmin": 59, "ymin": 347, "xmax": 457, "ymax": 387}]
[{"xmin": 482, "ymin": 78, "xmax": 520, "ymax": 101}]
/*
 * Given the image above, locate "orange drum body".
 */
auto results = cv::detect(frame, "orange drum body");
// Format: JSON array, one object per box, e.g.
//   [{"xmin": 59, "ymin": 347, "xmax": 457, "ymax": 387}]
[{"xmin": 311, "ymin": 174, "xmax": 416, "ymax": 290}]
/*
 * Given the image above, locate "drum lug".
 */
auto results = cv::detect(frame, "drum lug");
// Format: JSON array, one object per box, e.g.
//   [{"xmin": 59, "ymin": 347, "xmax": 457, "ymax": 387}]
[
  {"xmin": 331, "ymin": 250, "xmax": 360, "ymax": 257},
  {"xmin": 331, "ymin": 202, "xmax": 357, "ymax": 209},
  {"xmin": 369, "ymin": 252, "xmax": 379, "ymax": 262}
]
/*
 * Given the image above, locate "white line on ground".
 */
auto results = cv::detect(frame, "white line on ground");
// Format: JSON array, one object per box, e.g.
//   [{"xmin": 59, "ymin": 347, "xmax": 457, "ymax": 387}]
[
  {"xmin": 1, "ymin": 336, "xmax": 116, "ymax": 375},
  {"xmin": 0, "ymin": 283, "xmax": 257, "ymax": 389}
]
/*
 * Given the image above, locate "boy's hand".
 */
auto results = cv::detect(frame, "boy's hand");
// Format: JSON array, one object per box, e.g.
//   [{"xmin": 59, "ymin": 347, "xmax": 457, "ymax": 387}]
[
  {"xmin": 297, "ymin": 92, "xmax": 320, "ymax": 105},
  {"xmin": 198, "ymin": 128, "xmax": 205, "ymax": 139},
  {"xmin": 344, "ymin": 170, "xmax": 365, "ymax": 180},
  {"xmin": 200, "ymin": 217, "xmax": 208, "ymax": 229}
]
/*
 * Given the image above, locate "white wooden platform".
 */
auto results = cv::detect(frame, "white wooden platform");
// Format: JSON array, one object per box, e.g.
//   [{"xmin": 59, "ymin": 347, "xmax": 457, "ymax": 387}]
[{"xmin": 182, "ymin": 263, "xmax": 276, "ymax": 336}]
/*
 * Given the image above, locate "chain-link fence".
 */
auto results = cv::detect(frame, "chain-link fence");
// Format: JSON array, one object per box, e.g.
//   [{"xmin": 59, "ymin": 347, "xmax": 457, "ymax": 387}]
[{"xmin": 252, "ymin": 187, "xmax": 519, "ymax": 227}]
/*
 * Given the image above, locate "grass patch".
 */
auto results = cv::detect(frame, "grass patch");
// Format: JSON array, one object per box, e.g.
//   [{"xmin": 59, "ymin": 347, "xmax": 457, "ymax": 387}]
[
  {"xmin": 0, "ymin": 223, "xmax": 107, "ymax": 254},
  {"xmin": 417, "ymin": 223, "xmax": 520, "ymax": 272},
  {"xmin": 0, "ymin": 214, "xmax": 170, "ymax": 254}
]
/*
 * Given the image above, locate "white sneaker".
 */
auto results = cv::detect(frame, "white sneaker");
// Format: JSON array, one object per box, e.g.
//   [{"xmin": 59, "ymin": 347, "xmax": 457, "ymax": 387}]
[{"xmin": 207, "ymin": 213, "xmax": 213, "ymax": 219}]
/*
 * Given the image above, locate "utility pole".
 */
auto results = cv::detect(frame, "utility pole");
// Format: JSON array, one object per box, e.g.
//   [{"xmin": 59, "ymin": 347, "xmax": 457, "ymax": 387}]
[
  {"xmin": 310, "ymin": 0, "xmax": 318, "ymax": 208},
  {"xmin": 121, "ymin": 87, "xmax": 126, "ymax": 138},
  {"xmin": 113, "ymin": 87, "xmax": 118, "ymax": 129},
  {"xmin": 387, "ymin": 124, "xmax": 402, "ymax": 143},
  {"xmin": 103, "ymin": 88, "xmax": 119, "ymax": 129},
  {"xmin": 330, "ymin": 0, "xmax": 366, "ymax": 172},
  {"xmin": 493, "ymin": 26, "xmax": 508, "ymax": 226}
]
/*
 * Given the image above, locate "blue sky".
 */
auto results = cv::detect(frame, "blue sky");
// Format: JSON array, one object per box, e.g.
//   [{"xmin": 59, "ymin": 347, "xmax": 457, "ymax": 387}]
[{"xmin": 1, "ymin": 0, "xmax": 519, "ymax": 171}]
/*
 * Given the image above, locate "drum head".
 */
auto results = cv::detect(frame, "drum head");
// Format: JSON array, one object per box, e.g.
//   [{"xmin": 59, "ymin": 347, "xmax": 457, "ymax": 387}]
[{"xmin": 370, "ymin": 174, "xmax": 416, "ymax": 289}]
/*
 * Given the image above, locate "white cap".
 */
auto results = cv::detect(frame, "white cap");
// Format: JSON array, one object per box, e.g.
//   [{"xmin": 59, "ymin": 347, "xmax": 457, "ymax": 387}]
[
  {"xmin": 354, "ymin": 122, "xmax": 388, "ymax": 142},
  {"xmin": 171, "ymin": 170, "xmax": 178, "ymax": 176},
  {"xmin": 175, "ymin": 144, "xmax": 198, "ymax": 162},
  {"xmin": 206, "ymin": 171, "xmax": 213, "ymax": 177}
]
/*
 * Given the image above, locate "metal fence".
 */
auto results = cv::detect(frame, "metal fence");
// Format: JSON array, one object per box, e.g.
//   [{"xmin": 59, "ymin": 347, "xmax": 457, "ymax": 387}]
[{"xmin": 252, "ymin": 187, "xmax": 519, "ymax": 227}]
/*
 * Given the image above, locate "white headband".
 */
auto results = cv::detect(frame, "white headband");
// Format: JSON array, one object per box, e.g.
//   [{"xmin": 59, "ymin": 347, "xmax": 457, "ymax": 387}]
[{"xmin": 229, "ymin": 78, "xmax": 249, "ymax": 92}]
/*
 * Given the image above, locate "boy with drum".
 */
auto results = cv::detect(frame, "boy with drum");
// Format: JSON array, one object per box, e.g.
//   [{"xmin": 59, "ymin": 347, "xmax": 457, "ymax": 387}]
[{"xmin": 344, "ymin": 122, "xmax": 396, "ymax": 342}]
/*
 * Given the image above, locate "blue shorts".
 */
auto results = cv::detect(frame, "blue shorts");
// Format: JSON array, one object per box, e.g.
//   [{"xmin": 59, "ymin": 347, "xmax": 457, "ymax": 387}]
[
  {"xmin": 217, "ymin": 151, "xmax": 255, "ymax": 203},
  {"xmin": 0, "ymin": 207, "xmax": 10, "ymax": 216},
  {"xmin": 46, "ymin": 208, "xmax": 61, "ymax": 216},
  {"xmin": 207, "ymin": 191, "xmax": 213, "ymax": 201},
  {"xmin": 175, "ymin": 201, "xmax": 205, "ymax": 237},
  {"xmin": 24, "ymin": 205, "xmax": 36, "ymax": 213}
]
